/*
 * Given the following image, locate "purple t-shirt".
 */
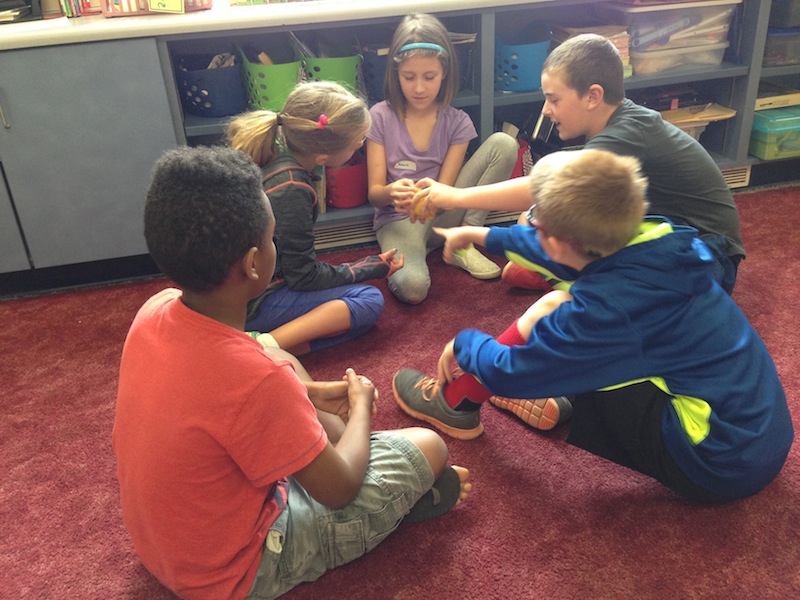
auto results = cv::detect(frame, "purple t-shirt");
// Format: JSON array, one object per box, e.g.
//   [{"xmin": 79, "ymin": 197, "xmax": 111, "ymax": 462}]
[{"xmin": 368, "ymin": 101, "xmax": 477, "ymax": 230}]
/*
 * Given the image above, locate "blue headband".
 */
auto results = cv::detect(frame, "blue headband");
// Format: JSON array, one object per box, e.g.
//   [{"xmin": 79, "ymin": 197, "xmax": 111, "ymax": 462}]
[{"xmin": 398, "ymin": 42, "xmax": 448, "ymax": 56}]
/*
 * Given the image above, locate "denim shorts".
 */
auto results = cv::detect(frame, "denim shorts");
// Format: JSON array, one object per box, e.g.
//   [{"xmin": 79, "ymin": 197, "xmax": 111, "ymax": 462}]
[{"xmin": 246, "ymin": 432, "xmax": 434, "ymax": 600}]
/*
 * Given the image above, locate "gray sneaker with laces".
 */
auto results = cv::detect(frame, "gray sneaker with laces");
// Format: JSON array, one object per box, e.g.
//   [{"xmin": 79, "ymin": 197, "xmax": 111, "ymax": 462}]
[{"xmin": 392, "ymin": 369, "xmax": 484, "ymax": 440}]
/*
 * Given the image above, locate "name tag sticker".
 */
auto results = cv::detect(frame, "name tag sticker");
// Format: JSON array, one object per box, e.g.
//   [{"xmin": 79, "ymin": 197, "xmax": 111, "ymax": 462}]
[{"xmin": 395, "ymin": 160, "xmax": 417, "ymax": 172}]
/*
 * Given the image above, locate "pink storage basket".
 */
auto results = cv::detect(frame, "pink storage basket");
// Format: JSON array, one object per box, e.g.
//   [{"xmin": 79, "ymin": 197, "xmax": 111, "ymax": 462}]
[{"xmin": 326, "ymin": 152, "xmax": 368, "ymax": 209}]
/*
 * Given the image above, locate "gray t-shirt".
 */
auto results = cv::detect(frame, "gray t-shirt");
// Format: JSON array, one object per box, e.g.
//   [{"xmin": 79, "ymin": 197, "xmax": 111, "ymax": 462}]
[{"xmin": 586, "ymin": 99, "xmax": 744, "ymax": 257}]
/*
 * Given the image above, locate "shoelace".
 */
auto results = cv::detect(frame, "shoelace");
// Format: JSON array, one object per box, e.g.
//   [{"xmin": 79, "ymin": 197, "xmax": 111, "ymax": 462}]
[{"xmin": 414, "ymin": 376, "xmax": 441, "ymax": 402}]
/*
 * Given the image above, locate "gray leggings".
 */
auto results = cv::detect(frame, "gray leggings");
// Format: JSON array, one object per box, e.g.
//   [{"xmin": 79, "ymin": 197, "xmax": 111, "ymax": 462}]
[{"xmin": 376, "ymin": 132, "xmax": 518, "ymax": 304}]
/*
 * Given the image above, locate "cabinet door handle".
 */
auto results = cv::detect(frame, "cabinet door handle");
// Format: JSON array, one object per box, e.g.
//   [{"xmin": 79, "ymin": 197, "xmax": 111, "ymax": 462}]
[{"xmin": 0, "ymin": 102, "xmax": 8, "ymax": 129}]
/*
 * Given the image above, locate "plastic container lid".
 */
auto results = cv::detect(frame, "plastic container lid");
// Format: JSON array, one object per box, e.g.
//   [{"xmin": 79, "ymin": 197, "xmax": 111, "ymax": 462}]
[
  {"xmin": 766, "ymin": 26, "xmax": 800, "ymax": 37},
  {"xmin": 603, "ymin": 0, "xmax": 742, "ymax": 14},
  {"xmin": 751, "ymin": 105, "xmax": 800, "ymax": 133}
]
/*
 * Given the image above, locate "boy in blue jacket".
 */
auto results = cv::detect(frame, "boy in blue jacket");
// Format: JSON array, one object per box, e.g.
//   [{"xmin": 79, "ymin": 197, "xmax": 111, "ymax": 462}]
[{"xmin": 393, "ymin": 148, "xmax": 793, "ymax": 503}]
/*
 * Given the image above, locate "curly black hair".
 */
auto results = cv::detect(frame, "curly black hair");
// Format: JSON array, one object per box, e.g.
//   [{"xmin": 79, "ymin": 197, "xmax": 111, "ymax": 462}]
[{"xmin": 144, "ymin": 146, "xmax": 271, "ymax": 292}]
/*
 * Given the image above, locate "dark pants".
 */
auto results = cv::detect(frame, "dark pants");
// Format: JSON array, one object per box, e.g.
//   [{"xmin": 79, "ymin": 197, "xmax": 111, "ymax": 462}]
[
  {"xmin": 565, "ymin": 381, "xmax": 730, "ymax": 504},
  {"xmin": 699, "ymin": 232, "xmax": 741, "ymax": 295}
]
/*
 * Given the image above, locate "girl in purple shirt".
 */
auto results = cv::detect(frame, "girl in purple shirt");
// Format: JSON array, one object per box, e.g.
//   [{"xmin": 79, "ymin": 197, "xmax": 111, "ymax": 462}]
[{"xmin": 366, "ymin": 13, "xmax": 518, "ymax": 304}]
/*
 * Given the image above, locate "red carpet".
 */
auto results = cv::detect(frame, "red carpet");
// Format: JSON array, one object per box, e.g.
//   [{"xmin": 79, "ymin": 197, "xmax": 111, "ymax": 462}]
[{"xmin": 2, "ymin": 185, "xmax": 799, "ymax": 599}]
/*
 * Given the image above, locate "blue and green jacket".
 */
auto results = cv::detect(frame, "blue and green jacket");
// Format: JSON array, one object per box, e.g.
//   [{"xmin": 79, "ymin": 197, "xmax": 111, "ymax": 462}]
[{"xmin": 455, "ymin": 217, "xmax": 793, "ymax": 498}]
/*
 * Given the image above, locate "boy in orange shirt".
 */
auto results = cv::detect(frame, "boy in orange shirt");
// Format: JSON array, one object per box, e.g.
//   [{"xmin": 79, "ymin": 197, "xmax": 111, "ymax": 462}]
[{"xmin": 113, "ymin": 146, "xmax": 470, "ymax": 600}]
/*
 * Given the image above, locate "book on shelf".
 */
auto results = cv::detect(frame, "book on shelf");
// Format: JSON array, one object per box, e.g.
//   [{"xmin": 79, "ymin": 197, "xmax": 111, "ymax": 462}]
[
  {"xmin": 659, "ymin": 102, "xmax": 736, "ymax": 126},
  {"xmin": 0, "ymin": 0, "xmax": 30, "ymax": 21},
  {"xmin": 755, "ymin": 81, "xmax": 800, "ymax": 111}
]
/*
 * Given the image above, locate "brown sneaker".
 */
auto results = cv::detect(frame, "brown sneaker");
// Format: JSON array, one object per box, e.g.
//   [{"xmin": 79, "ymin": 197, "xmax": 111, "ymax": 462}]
[{"xmin": 489, "ymin": 395, "xmax": 572, "ymax": 431}]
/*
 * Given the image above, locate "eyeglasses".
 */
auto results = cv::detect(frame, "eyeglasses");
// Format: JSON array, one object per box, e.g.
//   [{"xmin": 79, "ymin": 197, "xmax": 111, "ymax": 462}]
[
  {"xmin": 526, "ymin": 204, "xmax": 549, "ymax": 237},
  {"xmin": 525, "ymin": 204, "xmax": 536, "ymax": 225}
]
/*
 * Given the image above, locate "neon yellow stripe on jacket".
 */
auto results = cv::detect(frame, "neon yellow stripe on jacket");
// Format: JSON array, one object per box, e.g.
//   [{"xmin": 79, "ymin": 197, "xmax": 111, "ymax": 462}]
[{"xmin": 600, "ymin": 377, "xmax": 711, "ymax": 445}]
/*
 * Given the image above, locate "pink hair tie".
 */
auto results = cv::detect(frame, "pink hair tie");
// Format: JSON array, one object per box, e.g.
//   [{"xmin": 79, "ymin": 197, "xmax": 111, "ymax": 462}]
[{"xmin": 317, "ymin": 114, "xmax": 328, "ymax": 130}]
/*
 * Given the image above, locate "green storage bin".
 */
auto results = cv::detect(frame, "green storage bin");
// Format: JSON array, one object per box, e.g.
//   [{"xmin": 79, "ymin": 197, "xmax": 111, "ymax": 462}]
[
  {"xmin": 239, "ymin": 47, "xmax": 304, "ymax": 111},
  {"xmin": 749, "ymin": 105, "xmax": 800, "ymax": 160},
  {"xmin": 303, "ymin": 55, "xmax": 362, "ymax": 93}
]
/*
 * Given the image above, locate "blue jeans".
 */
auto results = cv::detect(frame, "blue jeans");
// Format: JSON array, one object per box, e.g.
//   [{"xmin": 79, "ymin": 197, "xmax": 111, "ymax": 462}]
[
  {"xmin": 245, "ymin": 283, "xmax": 384, "ymax": 352},
  {"xmin": 246, "ymin": 432, "xmax": 434, "ymax": 600}
]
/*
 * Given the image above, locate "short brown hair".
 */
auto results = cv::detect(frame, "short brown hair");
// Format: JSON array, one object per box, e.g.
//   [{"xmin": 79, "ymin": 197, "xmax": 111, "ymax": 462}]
[
  {"xmin": 542, "ymin": 34, "xmax": 625, "ymax": 105},
  {"xmin": 529, "ymin": 149, "xmax": 648, "ymax": 257}
]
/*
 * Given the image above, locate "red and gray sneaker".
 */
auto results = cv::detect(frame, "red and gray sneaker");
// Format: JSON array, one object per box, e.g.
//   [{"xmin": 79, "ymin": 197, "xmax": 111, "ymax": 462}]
[{"xmin": 392, "ymin": 369, "xmax": 484, "ymax": 440}]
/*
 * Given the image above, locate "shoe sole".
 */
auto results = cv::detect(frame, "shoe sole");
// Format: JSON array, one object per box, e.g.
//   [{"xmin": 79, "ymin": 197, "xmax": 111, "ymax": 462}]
[
  {"xmin": 490, "ymin": 396, "xmax": 561, "ymax": 431},
  {"xmin": 392, "ymin": 379, "xmax": 485, "ymax": 441},
  {"xmin": 466, "ymin": 269, "xmax": 501, "ymax": 281}
]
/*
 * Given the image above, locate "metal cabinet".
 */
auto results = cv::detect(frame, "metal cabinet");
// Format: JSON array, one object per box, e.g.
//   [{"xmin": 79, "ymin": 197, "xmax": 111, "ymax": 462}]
[{"xmin": 0, "ymin": 38, "xmax": 177, "ymax": 269}]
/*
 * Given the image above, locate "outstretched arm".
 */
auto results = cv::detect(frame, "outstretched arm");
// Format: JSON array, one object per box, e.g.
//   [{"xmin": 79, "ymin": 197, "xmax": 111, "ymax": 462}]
[
  {"xmin": 433, "ymin": 226, "xmax": 490, "ymax": 263},
  {"xmin": 437, "ymin": 290, "xmax": 573, "ymax": 385},
  {"xmin": 414, "ymin": 176, "xmax": 533, "ymax": 213}
]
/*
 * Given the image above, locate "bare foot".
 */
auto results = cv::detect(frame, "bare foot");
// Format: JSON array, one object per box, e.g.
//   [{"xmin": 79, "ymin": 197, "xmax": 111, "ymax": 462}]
[
  {"xmin": 403, "ymin": 464, "xmax": 472, "ymax": 524},
  {"xmin": 451, "ymin": 465, "xmax": 472, "ymax": 505}
]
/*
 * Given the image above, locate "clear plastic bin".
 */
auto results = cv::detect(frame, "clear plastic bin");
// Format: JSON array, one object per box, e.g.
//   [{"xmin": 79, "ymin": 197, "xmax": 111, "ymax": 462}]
[
  {"xmin": 630, "ymin": 40, "xmax": 729, "ymax": 75},
  {"xmin": 769, "ymin": 0, "xmax": 800, "ymax": 28},
  {"xmin": 595, "ymin": 0, "xmax": 741, "ymax": 52},
  {"xmin": 763, "ymin": 27, "xmax": 800, "ymax": 67}
]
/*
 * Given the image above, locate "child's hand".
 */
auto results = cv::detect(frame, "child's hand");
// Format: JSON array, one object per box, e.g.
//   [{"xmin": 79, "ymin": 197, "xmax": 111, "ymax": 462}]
[
  {"xmin": 437, "ymin": 339, "xmax": 458, "ymax": 384},
  {"xmin": 415, "ymin": 178, "xmax": 459, "ymax": 211},
  {"xmin": 407, "ymin": 185, "xmax": 438, "ymax": 224},
  {"xmin": 434, "ymin": 225, "xmax": 491, "ymax": 263},
  {"xmin": 433, "ymin": 226, "xmax": 469, "ymax": 263},
  {"xmin": 306, "ymin": 380, "xmax": 350, "ymax": 420},
  {"xmin": 379, "ymin": 248, "xmax": 404, "ymax": 276},
  {"xmin": 345, "ymin": 368, "xmax": 377, "ymax": 416},
  {"xmin": 389, "ymin": 179, "xmax": 417, "ymax": 215}
]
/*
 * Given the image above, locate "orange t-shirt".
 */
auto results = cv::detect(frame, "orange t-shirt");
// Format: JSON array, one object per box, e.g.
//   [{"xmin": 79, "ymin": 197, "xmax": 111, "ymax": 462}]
[{"xmin": 113, "ymin": 289, "xmax": 326, "ymax": 599}]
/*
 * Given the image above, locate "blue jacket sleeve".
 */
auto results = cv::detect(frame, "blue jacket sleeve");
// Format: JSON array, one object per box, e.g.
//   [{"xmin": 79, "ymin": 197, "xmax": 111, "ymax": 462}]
[
  {"xmin": 453, "ymin": 288, "xmax": 645, "ymax": 399},
  {"xmin": 485, "ymin": 225, "xmax": 580, "ymax": 286}
]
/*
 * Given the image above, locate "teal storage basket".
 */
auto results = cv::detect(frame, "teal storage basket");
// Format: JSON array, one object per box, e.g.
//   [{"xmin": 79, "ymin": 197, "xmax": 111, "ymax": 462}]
[{"xmin": 495, "ymin": 28, "xmax": 551, "ymax": 93}]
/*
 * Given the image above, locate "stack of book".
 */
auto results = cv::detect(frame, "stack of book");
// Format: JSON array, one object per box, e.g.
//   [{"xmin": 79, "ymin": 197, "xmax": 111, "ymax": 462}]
[
  {"xmin": 57, "ymin": 0, "xmax": 101, "ymax": 17},
  {"xmin": 551, "ymin": 23, "xmax": 632, "ymax": 78}
]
